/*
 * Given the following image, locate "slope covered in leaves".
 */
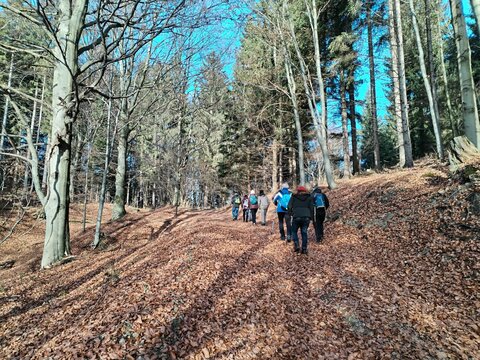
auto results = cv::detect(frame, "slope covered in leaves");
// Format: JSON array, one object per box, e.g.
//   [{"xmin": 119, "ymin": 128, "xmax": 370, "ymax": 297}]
[{"xmin": 0, "ymin": 164, "xmax": 479, "ymax": 359}]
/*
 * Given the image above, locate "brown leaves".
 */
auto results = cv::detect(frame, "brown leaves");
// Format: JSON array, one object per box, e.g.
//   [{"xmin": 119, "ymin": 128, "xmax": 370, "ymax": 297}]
[{"xmin": 1, "ymin": 166, "xmax": 479, "ymax": 358}]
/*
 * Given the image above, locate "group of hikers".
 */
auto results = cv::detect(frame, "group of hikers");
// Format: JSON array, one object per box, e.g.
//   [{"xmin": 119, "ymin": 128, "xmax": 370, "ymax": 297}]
[{"xmin": 230, "ymin": 183, "xmax": 330, "ymax": 255}]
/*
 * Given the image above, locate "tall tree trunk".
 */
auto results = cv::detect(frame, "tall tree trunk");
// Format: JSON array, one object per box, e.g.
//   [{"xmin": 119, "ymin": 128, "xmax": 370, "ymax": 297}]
[
  {"xmin": 391, "ymin": 0, "xmax": 414, "ymax": 167},
  {"xmin": 42, "ymin": 0, "xmax": 87, "ymax": 268},
  {"xmin": 367, "ymin": 0, "xmax": 381, "ymax": 169},
  {"xmin": 112, "ymin": 124, "xmax": 129, "ymax": 220},
  {"xmin": 284, "ymin": 50, "xmax": 306, "ymax": 185},
  {"xmin": 272, "ymin": 138, "xmax": 278, "ymax": 193},
  {"xmin": 94, "ymin": 98, "xmax": 114, "ymax": 248},
  {"xmin": 436, "ymin": 5, "xmax": 458, "ymax": 136},
  {"xmin": 340, "ymin": 73, "xmax": 351, "ymax": 178},
  {"xmin": 348, "ymin": 69, "xmax": 359, "ymax": 175},
  {"xmin": 450, "ymin": 0, "xmax": 480, "ymax": 148},
  {"xmin": 23, "ymin": 83, "xmax": 39, "ymax": 194},
  {"xmin": 0, "ymin": 54, "xmax": 14, "ymax": 158},
  {"xmin": 409, "ymin": 0, "xmax": 444, "ymax": 159},
  {"xmin": 304, "ymin": 0, "xmax": 336, "ymax": 188}
]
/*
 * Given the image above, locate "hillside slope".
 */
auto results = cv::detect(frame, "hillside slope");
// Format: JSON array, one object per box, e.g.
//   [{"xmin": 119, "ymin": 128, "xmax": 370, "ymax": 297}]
[{"xmin": 0, "ymin": 164, "xmax": 479, "ymax": 359}]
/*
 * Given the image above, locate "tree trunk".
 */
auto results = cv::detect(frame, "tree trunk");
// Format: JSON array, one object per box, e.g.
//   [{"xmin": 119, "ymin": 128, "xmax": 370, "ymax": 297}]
[
  {"xmin": 284, "ymin": 51, "xmax": 306, "ymax": 185},
  {"xmin": 112, "ymin": 124, "xmax": 129, "ymax": 220},
  {"xmin": 390, "ymin": 0, "xmax": 414, "ymax": 167},
  {"xmin": 367, "ymin": 0, "xmax": 381, "ymax": 169},
  {"xmin": 272, "ymin": 138, "xmax": 278, "ymax": 193},
  {"xmin": 0, "ymin": 54, "xmax": 14, "ymax": 158},
  {"xmin": 436, "ymin": 3, "xmax": 458, "ymax": 136},
  {"xmin": 304, "ymin": 0, "xmax": 336, "ymax": 188},
  {"xmin": 348, "ymin": 71, "xmax": 360, "ymax": 174},
  {"xmin": 23, "ymin": 83, "xmax": 39, "ymax": 194},
  {"xmin": 41, "ymin": 0, "xmax": 87, "ymax": 268},
  {"xmin": 409, "ymin": 0, "xmax": 444, "ymax": 159},
  {"xmin": 340, "ymin": 73, "xmax": 351, "ymax": 178},
  {"xmin": 450, "ymin": 0, "xmax": 480, "ymax": 148},
  {"xmin": 94, "ymin": 98, "xmax": 114, "ymax": 248}
]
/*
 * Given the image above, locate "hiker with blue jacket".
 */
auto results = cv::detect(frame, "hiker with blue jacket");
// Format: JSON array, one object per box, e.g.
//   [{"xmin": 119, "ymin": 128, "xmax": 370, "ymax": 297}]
[
  {"xmin": 311, "ymin": 186, "xmax": 330, "ymax": 242},
  {"xmin": 288, "ymin": 186, "xmax": 314, "ymax": 254},
  {"xmin": 272, "ymin": 183, "xmax": 293, "ymax": 241},
  {"xmin": 248, "ymin": 190, "xmax": 259, "ymax": 225}
]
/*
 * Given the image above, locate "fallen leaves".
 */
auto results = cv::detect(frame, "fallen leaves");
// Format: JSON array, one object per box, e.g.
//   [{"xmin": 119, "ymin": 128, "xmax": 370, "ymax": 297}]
[{"xmin": 0, "ymin": 165, "xmax": 479, "ymax": 359}]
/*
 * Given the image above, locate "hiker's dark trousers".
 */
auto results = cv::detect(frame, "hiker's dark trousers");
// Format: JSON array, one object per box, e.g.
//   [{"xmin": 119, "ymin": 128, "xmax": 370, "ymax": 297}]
[
  {"xmin": 292, "ymin": 217, "xmax": 310, "ymax": 250},
  {"xmin": 242, "ymin": 209, "xmax": 249, "ymax": 222},
  {"xmin": 277, "ymin": 212, "xmax": 292, "ymax": 239},
  {"xmin": 314, "ymin": 207, "xmax": 326, "ymax": 241},
  {"xmin": 250, "ymin": 208, "xmax": 258, "ymax": 224}
]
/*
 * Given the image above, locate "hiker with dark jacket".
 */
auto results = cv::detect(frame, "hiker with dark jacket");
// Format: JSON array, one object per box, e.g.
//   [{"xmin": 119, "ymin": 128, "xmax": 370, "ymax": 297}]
[
  {"xmin": 242, "ymin": 195, "xmax": 249, "ymax": 222},
  {"xmin": 288, "ymin": 186, "xmax": 314, "ymax": 254},
  {"xmin": 248, "ymin": 190, "xmax": 259, "ymax": 225},
  {"xmin": 311, "ymin": 186, "xmax": 330, "ymax": 242},
  {"xmin": 231, "ymin": 192, "xmax": 242, "ymax": 221},
  {"xmin": 273, "ymin": 183, "xmax": 293, "ymax": 241}
]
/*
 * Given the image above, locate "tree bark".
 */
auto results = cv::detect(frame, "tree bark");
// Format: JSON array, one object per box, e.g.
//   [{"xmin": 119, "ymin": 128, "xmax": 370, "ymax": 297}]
[
  {"xmin": 284, "ymin": 48, "xmax": 306, "ymax": 185},
  {"xmin": 409, "ymin": 0, "xmax": 444, "ymax": 159},
  {"xmin": 94, "ymin": 98, "xmax": 114, "ymax": 248},
  {"xmin": 0, "ymin": 54, "xmax": 14, "ymax": 157},
  {"xmin": 272, "ymin": 137, "xmax": 278, "ymax": 193},
  {"xmin": 41, "ymin": 0, "xmax": 87, "ymax": 268},
  {"xmin": 340, "ymin": 73, "xmax": 351, "ymax": 178},
  {"xmin": 348, "ymin": 68, "xmax": 359, "ymax": 175},
  {"xmin": 391, "ymin": 0, "xmax": 414, "ymax": 167},
  {"xmin": 112, "ymin": 124, "xmax": 129, "ymax": 220},
  {"xmin": 367, "ymin": 0, "xmax": 381, "ymax": 169},
  {"xmin": 450, "ymin": 0, "xmax": 480, "ymax": 148}
]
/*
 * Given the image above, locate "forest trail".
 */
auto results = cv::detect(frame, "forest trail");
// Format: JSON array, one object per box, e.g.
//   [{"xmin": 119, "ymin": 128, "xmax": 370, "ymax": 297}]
[{"xmin": 0, "ymin": 164, "xmax": 479, "ymax": 359}]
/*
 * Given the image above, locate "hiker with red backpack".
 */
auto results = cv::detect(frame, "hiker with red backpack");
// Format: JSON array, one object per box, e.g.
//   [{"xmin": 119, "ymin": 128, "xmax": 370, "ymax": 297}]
[
  {"xmin": 273, "ymin": 183, "xmax": 293, "ymax": 241},
  {"xmin": 242, "ymin": 195, "xmax": 249, "ymax": 222},
  {"xmin": 311, "ymin": 186, "xmax": 330, "ymax": 242},
  {"xmin": 288, "ymin": 186, "xmax": 314, "ymax": 255},
  {"xmin": 231, "ymin": 192, "xmax": 242, "ymax": 221},
  {"xmin": 248, "ymin": 190, "xmax": 259, "ymax": 225}
]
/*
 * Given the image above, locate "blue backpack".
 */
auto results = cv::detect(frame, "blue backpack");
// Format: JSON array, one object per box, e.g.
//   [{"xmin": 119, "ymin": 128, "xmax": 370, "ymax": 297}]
[
  {"xmin": 279, "ymin": 192, "xmax": 291, "ymax": 211},
  {"xmin": 314, "ymin": 193, "xmax": 325, "ymax": 208},
  {"xmin": 250, "ymin": 195, "xmax": 258, "ymax": 205}
]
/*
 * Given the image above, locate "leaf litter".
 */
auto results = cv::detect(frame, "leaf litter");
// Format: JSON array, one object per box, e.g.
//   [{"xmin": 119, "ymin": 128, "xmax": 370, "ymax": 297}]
[{"xmin": 0, "ymin": 163, "xmax": 479, "ymax": 359}]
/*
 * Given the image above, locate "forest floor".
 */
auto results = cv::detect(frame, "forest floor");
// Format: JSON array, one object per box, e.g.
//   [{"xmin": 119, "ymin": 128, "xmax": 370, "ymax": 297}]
[{"xmin": 0, "ymin": 161, "xmax": 479, "ymax": 359}]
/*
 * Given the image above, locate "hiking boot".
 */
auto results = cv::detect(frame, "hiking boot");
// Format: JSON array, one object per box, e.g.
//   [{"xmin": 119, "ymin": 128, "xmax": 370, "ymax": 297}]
[
  {"xmin": 280, "ymin": 236, "xmax": 286, "ymax": 241},
  {"xmin": 294, "ymin": 247, "xmax": 300, "ymax": 253},
  {"xmin": 301, "ymin": 249, "xmax": 308, "ymax": 255},
  {"xmin": 316, "ymin": 238, "xmax": 322, "ymax": 243}
]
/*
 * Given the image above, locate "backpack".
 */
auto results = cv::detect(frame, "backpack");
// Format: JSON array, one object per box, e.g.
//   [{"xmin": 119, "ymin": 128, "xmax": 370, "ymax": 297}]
[
  {"xmin": 243, "ymin": 199, "xmax": 249, "ymax": 209},
  {"xmin": 250, "ymin": 195, "xmax": 258, "ymax": 205},
  {"xmin": 279, "ymin": 192, "xmax": 291, "ymax": 211},
  {"xmin": 234, "ymin": 196, "xmax": 241, "ymax": 205},
  {"xmin": 314, "ymin": 193, "xmax": 325, "ymax": 208}
]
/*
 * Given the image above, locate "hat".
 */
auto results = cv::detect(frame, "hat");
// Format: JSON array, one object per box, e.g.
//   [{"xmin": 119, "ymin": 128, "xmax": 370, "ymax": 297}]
[
  {"xmin": 297, "ymin": 186, "xmax": 307, "ymax": 192},
  {"xmin": 250, "ymin": 190, "xmax": 255, "ymax": 195},
  {"xmin": 281, "ymin": 183, "xmax": 289, "ymax": 189}
]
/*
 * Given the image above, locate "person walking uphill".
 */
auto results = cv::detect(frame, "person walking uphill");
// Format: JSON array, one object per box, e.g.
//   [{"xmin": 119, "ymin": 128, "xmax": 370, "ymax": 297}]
[
  {"xmin": 311, "ymin": 186, "xmax": 330, "ymax": 242},
  {"xmin": 242, "ymin": 195, "xmax": 249, "ymax": 222},
  {"xmin": 248, "ymin": 190, "xmax": 259, "ymax": 225},
  {"xmin": 288, "ymin": 186, "xmax": 314, "ymax": 254},
  {"xmin": 231, "ymin": 192, "xmax": 241, "ymax": 221},
  {"xmin": 258, "ymin": 190, "xmax": 270, "ymax": 226},
  {"xmin": 273, "ymin": 183, "xmax": 293, "ymax": 241}
]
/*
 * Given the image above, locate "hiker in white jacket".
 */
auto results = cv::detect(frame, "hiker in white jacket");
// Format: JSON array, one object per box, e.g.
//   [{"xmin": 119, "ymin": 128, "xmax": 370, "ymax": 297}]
[{"xmin": 258, "ymin": 190, "xmax": 270, "ymax": 226}]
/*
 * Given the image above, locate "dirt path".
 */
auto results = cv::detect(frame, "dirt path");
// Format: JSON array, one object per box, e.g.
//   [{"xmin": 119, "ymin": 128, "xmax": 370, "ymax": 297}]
[{"xmin": 0, "ymin": 168, "xmax": 479, "ymax": 359}]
